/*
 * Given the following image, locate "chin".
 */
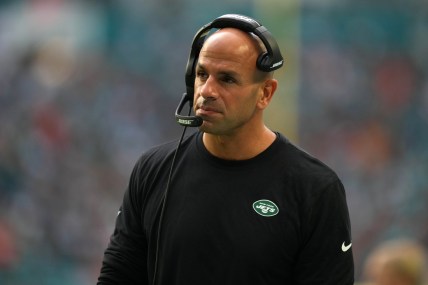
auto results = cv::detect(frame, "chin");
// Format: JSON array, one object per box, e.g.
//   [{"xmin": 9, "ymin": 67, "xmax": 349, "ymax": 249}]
[
  {"xmin": 198, "ymin": 124, "xmax": 212, "ymax": 133},
  {"xmin": 198, "ymin": 121, "xmax": 232, "ymax": 136},
  {"xmin": 199, "ymin": 124, "xmax": 218, "ymax": 135}
]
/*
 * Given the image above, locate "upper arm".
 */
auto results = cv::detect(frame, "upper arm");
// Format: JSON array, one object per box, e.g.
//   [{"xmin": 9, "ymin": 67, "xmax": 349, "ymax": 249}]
[
  {"xmin": 98, "ymin": 162, "xmax": 149, "ymax": 285},
  {"xmin": 294, "ymin": 179, "xmax": 354, "ymax": 284}
]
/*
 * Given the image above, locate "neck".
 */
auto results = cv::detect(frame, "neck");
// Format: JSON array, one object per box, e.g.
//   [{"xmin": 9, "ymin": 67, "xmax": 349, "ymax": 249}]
[{"xmin": 202, "ymin": 126, "xmax": 276, "ymax": 160}]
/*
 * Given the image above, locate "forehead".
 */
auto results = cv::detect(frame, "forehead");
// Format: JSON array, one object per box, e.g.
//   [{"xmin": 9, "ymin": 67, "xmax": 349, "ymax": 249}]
[{"xmin": 198, "ymin": 28, "xmax": 259, "ymax": 71}]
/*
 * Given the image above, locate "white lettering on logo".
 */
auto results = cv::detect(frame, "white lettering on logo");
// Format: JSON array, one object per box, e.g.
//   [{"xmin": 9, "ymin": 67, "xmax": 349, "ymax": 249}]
[
  {"xmin": 178, "ymin": 119, "xmax": 193, "ymax": 125},
  {"xmin": 256, "ymin": 204, "xmax": 276, "ymax": 214},
  {"xmin": 271, "ymin": 60, "xmax": 283, "ymax": 69}
]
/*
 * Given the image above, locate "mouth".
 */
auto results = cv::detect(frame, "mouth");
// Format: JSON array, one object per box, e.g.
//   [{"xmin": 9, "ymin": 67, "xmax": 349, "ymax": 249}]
[{"xmin": 196, "ymin": 104, "xmax": 221, "ymax": 117}]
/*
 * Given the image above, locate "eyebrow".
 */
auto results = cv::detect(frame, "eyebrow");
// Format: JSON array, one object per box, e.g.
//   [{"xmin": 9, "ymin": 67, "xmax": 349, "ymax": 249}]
[{"xmin": 196, "ymin": 63, "xmax": 240, "ymax": 78}]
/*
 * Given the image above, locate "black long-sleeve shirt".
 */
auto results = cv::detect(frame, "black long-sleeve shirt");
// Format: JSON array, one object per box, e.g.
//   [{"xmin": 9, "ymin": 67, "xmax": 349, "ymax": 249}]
[{"xmin": 98, "ymin": 131, "xmax": 354, "ymax": 284}]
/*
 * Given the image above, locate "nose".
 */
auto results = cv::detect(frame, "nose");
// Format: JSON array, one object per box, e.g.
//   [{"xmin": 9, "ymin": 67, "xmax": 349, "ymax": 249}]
[{"xmin": 198, "ymin": 76, "xmax": 218, "ymax": 101}]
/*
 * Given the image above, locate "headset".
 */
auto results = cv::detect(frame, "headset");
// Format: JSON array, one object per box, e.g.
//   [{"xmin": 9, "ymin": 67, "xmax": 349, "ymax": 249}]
[
  {"xmin": 175, "ymin": 13, "xmax": 285, "ymax": 127},
  {"xmin": 153, "ymin": 14, "xmax": 284, "ymax": 285}
]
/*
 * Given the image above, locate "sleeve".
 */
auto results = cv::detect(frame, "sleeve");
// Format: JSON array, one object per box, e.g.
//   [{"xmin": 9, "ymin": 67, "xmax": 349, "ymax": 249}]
[
  {"xmin": 294, "ymin": 178, "xmax": 354, "ymax": 285},
  {"xmin": 97, "ymin": 160, "xmax": 149, "ymax": 285}
]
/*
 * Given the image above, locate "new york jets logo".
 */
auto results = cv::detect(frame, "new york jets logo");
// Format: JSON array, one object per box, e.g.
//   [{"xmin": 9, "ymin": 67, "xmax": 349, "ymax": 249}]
[{"xmin": 252, "ymin": 199, "xmax": 279, "ymax": 217}]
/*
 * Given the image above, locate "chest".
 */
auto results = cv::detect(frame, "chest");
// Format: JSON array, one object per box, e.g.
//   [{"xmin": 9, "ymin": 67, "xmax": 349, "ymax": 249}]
[{"xmin": 159, "ymin": 164, "xmax": 302, "ymax": 270}]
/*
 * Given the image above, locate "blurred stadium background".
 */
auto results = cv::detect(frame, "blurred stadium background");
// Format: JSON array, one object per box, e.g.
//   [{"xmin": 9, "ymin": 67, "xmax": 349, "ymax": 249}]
[{"xmin": 0, "ymin": 0, "xmax": 427, "ymax": 284}]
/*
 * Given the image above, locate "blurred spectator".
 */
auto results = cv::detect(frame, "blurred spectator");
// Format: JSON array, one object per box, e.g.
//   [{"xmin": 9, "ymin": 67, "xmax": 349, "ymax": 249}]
[{"xmin": 360, "ymin": 239, "xmax": 427, "ymax": 285}]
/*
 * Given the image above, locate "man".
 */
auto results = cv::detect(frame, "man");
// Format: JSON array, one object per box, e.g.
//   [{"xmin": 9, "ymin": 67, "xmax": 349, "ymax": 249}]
[{"xmin": 98, "ymin": 14, "xmax": 354, "ymax": 285}]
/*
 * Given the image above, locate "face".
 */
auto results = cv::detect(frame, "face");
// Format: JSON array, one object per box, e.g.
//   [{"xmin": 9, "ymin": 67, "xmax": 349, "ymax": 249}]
[{"xmin": 193, "ymin": 28, "xmax": 273, "ymax": 136}]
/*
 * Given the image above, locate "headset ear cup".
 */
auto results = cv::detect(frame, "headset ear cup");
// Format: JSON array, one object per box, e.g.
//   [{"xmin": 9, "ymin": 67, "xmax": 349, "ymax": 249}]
[{"xmin": 256, "ymin": 52, "xmax": 271, "ymax": 72}]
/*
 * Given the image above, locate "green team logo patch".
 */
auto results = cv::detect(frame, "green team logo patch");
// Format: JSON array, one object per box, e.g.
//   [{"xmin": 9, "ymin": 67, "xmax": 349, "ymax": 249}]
[{"xmin": 252, "ymin": 199, "xmax": 279, "ymax": 217}]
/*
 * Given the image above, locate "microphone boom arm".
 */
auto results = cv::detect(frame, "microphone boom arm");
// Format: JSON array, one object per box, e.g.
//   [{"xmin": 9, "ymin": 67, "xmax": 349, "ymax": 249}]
[{"xmin": 175, "ymin": 93, "xmax": 203, "ymax": 127}]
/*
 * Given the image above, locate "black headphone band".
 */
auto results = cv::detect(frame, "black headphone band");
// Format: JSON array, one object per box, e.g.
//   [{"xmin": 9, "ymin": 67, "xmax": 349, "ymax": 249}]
[{"xmin": 184, "ymin": 14, "xmax": 284, "ymax": 99}]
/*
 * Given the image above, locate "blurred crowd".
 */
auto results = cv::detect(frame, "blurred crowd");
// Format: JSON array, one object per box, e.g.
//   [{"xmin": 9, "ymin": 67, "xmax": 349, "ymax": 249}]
[
  {"xmin": 298, "ymin": 2, "xmax": 428, "ymax": 279},
  {"xmin": 0, "ymin": 0, "xmax": 427, "ymax": 284}
]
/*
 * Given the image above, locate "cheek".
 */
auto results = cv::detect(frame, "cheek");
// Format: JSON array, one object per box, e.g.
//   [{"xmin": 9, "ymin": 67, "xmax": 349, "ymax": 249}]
[
  {"xmin": 240, "ymin": 89, "xmax": 261, "ymax": 109},
  {"xmin": 192, "ymin": 90, "xmax": 202, "ymax": 109},
  {"xmin": 228, "ymin": 94, "xmax": 258, "ymax": 120},
  {"xmin": 193, "ymin": 94, "xmax": 198, "ymax": 108}
]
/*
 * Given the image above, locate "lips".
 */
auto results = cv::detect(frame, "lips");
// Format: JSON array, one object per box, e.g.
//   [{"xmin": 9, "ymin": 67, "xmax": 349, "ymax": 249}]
[
  {"xmin": 199, "ymin": 105, "xmax": 217, "ymax": 112},
  {"xmin": 195, "ymin": 103, "xmax": 221, "ymax": 116}
]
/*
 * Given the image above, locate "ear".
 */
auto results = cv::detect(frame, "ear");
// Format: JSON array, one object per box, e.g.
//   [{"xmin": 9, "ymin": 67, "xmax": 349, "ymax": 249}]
[{"xmin": 257, "ymin": 78, "xmax": 277, "ymax": 110}]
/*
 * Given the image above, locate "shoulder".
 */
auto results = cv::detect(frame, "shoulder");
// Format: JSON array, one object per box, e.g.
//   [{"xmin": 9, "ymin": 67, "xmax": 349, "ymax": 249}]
[
  {"xmin": 129, "ymin": 132, "xmax": 198, "ymax": 179},
  {"xmin": 274, "ymin": 133, "xmax": 344, "ymax": 201},
  {"xmin": 137, "ymin": 132, "xmax": 197, "ymax": 165},
  {"xmin": 276, "ymin": 133, "xmax": 338, "ymax": 181},
  {"xmin": 125, "ymin": 132, "xmax": 199, "ymax": 199}
]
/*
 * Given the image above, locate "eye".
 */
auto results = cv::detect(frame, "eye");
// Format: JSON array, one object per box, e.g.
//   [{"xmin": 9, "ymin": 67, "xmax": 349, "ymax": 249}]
[
  {"xmin": 196, "ymin": 70, "xmax": 208, "ymax": 81},
  {"xmin": 220, "ymin": 74, "xmax": 237, "ymax": 84}
]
